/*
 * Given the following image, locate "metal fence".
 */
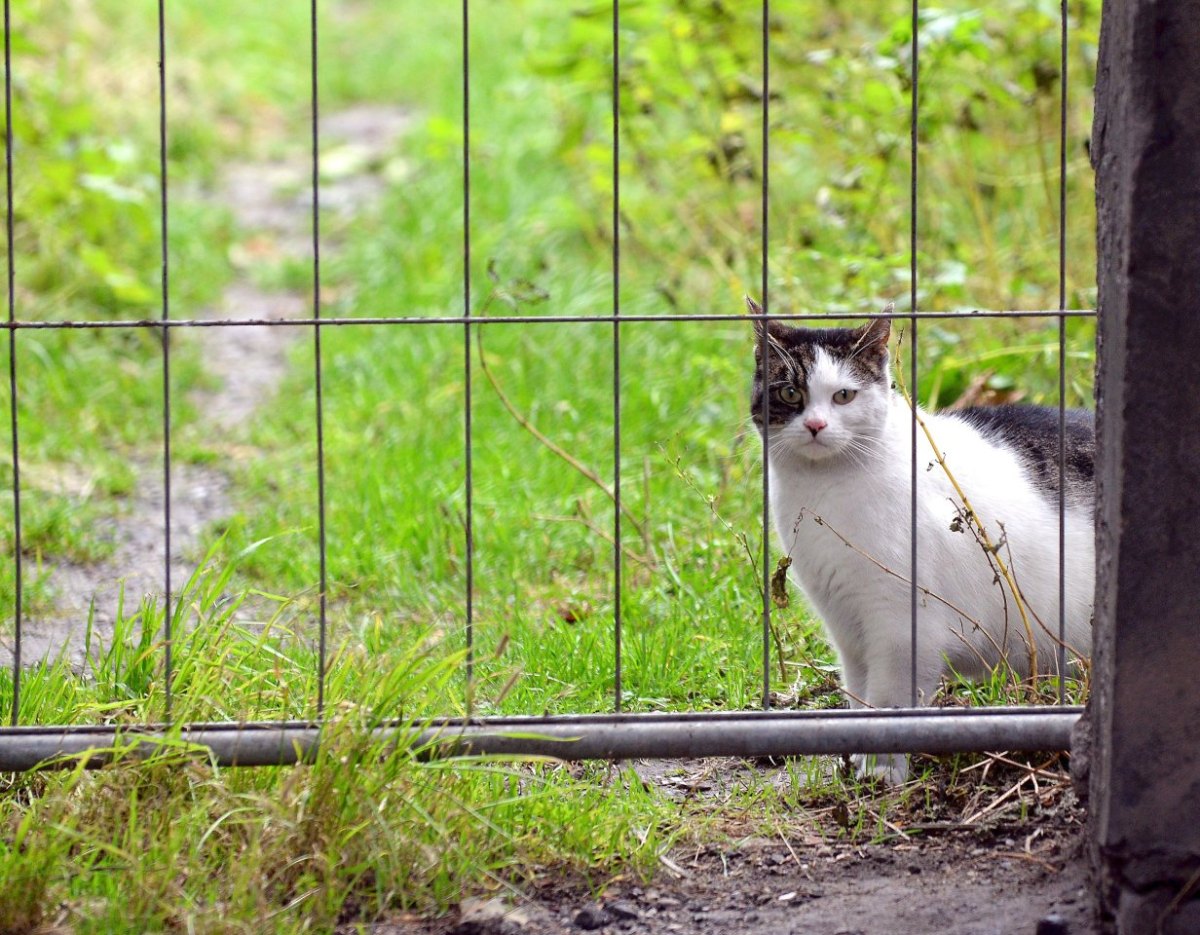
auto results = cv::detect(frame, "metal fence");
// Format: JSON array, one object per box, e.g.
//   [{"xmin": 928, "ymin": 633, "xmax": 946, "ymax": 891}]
[{"xmin": 0, "ymin": 1, "xmax": 1089, "ymax": 768}]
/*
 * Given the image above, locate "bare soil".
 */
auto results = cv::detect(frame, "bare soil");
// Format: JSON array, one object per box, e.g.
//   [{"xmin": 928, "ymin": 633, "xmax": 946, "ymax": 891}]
[
  {"xmin": 0, "ymin": 104, "xmax": 411, "ymax": 668},
  {"xmin": 357, "ymin": 757, "xmax": 1097, "ymax": 935},
  {"xmin": 366, "ymin": 815, "xmax": 1093, "ymax": 935}
]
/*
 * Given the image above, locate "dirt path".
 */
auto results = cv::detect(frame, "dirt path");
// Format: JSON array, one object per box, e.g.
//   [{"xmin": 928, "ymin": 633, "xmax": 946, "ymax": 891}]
[
  {"xmin": 460, "ymin": 826, "xmax": 1092, "ymax": 935},
  {"xmin": 0, "ymin": 105, "xmax": 410, "ymax": 668},
  {"xmin": 365, "ymin": 769, "xmax": 1095, "ymax": 935},
  {"xmin": 349, "ymin": 755, "xmax": 1097, "ymax": 935}
]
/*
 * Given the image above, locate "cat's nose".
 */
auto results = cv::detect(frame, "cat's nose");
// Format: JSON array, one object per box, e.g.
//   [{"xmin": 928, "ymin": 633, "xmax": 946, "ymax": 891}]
[{"xmin": 804, "ymin": 417, "xmax": 827, "ymax": 437}]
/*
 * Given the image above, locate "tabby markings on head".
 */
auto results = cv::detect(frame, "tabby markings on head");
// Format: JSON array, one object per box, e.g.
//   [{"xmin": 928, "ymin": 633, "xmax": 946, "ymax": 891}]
[{"xmin": 747, "ymin": 296, "xmax": 892, "ymax": 435}]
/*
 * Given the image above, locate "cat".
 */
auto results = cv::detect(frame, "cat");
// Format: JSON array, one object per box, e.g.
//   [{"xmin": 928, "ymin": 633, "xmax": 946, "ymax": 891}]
[{"xmin": 747, "ymin": 299, "xmax": 1094, "ymax": 782}]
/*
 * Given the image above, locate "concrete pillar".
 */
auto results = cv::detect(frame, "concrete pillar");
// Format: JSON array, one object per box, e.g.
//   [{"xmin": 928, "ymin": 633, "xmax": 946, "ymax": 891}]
[{"xmin": 1090, "ymin": 1, "xmax": 1200, "ymax": 932}]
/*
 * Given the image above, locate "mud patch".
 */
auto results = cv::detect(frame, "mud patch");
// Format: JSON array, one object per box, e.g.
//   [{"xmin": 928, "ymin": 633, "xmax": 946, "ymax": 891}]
[
  {"xmin": 502, "ymin": 827, "xmax": 1091, "ymax": 935},
  {"xmin": 356, "ymin": 773, "xmax": 1094, "ymax": 935},
  {"xmin": 344, "ymin": 753, "xmax": 1096, "ymax": 935}
]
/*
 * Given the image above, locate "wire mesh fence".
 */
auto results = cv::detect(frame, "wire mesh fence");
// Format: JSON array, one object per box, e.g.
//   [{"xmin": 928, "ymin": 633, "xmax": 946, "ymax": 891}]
[{"xmin": 0, "ymin": 1, "xmax": 1094, "ymax": 768}]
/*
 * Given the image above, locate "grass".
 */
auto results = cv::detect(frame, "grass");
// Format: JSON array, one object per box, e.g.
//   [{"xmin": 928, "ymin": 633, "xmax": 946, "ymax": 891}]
[
  {"xmin": 0, "ymin": 548, "xmax": 1081, "ymax": 931},
  {"xmin": 0, "ymin": 555, "xmax": 676, "ymax": 932},
  {"xmin": 201, "ymin": 0, "xmax": 1099, "ymax": 717},
  {"xmin": 0, "ymin": 0, "xmax": 1100, "ymax": 929}
]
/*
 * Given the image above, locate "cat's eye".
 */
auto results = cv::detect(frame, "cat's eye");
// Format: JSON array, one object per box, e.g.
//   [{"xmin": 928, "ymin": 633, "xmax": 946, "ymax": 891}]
[
  {"xmin": 833, "ymin": 388, "xmax": 857, "ymax": 405},
  {"xmin": 777, "ymin": 385, "xmax": 803, "ymax": 405}
]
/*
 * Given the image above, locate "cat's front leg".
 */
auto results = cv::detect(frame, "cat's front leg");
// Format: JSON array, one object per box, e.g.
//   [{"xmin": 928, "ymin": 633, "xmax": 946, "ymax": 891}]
[
  {"xmin": 852, "ymin": 752, "xmax": 909, "ymax": 785},
  {"xmin": 832, "ymin": 644, "xmax": 911, "ymax": 782},
  {"xmin": 848, "ymin": 660, "xmax": 911, "ymax": 784},
  {"xmin": 849, "ymin": 646, "xmax": 939, "ymax": 785},
  {"xmin": 839, "ymin": 653, "xmax": 869, "ymax": 710}
]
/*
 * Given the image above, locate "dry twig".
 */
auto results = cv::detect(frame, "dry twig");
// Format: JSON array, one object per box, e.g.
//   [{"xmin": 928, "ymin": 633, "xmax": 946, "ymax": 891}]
[
  {"xmin": 892, "ymin": 337, "xmax": 1040, "ymax": 693},
  {"xmin": 474, "ymin": 325, "xmax": 648, "ymax": 546}
]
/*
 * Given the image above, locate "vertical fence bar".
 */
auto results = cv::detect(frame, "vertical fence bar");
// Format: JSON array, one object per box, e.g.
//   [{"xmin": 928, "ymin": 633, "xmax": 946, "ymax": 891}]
[
  {"xmin": 1056, "ymin": 0, "xmax": 1068, "ymax": 700},
  {"xmin": 462, "ymin": 0, "xmax": 474, "ymax": 700},
  {"xmin": 759, "ymin": 0, "xmax": 771, "ymax": 711},
  {"xmin": 3, "ymin": 0, "xmax": 21, "ymax": 726},
  {"xmin": 310, "ymin": 0, "xmax": 329, "ymax": 716},
  {"xmin": 611, "ymin": 0, "xmax": 622, "ymax": 713},
  {"xmin": 908, "ymin": 0, "xmax": 919, "ymax": 707},
  {"xmin": 157, "ymin": 0, "xmax": 174, "ymax": 720}
]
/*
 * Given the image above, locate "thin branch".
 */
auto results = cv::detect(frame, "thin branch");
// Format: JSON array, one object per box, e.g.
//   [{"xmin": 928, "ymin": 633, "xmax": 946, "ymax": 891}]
[
  {"xmin": 791, "ymin": 508, "xmax": 990, "ymax": 636},
  {"xmin": 663, "ymin": 447, "xmax": 759, "ymax": 581},
  {"xmin": 892, "ymin": 343, "xmax": 1041, "ymax": 689},
  {"xmin": 961, "ymin": 772, "xmax": 1032, "ymax": 826},
  {"xmin": 475, "ymin": 326, "xmax": 648, "ymax": 545},
  {"xmin": 996, "ymin": 526, "xmax": 1090, "ymax": 674},
  {"xmin": 533, "ymin": 508, "xmax": 655, "ymax": 570}
]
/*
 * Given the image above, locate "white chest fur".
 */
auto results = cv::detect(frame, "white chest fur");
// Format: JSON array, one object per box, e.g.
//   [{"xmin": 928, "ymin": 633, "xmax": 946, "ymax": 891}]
[{"xmin": 767, "ymin": 399, "xmax": 1093, "ymax": 711}]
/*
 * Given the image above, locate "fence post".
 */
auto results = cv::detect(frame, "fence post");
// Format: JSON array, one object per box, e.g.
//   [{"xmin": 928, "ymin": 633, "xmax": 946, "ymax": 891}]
[{"xmin": 1091, "ymin": 2, "xmax": 1200, "ymax": 932}]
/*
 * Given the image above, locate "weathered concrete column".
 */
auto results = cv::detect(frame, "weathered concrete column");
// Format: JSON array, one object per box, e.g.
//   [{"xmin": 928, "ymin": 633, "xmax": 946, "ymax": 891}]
[{"xmin": 1091, "ymin": 2, "xmax": 1200, "ymax": 932}]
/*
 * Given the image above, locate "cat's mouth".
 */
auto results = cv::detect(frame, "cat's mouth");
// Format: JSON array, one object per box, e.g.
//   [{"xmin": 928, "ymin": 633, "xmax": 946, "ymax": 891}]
[
  {"xmin": 797, "ymin": 435, "xmax": 839, "ymax": 460},
  {"xmin": 772, "ymin": 427, "xmax": 842, "ymax": 462}
]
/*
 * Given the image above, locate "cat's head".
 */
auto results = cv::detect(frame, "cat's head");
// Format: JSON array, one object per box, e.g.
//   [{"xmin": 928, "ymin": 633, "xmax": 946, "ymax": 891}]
[{"xmin": 748, "ymin": 298, "xmax": 894, "ymax": 464}]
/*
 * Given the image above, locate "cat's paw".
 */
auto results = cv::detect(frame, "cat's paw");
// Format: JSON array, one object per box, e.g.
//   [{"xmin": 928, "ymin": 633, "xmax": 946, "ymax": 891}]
[{"xmin": 851, "ymin": 752, "xmax": 910, "ymax": 785}]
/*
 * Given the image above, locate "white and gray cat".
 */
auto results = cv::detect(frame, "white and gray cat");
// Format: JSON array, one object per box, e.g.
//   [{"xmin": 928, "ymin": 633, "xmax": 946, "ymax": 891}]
[{"xmin": 748, "ymin": 300, "xmax": 1094, "ymax": 782}]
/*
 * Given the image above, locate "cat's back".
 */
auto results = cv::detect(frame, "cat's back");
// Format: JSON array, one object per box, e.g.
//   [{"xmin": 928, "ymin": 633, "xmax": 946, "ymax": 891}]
[{"xmin": 941, "ymin": 404, "xmax": 1095, "ymax": 508}]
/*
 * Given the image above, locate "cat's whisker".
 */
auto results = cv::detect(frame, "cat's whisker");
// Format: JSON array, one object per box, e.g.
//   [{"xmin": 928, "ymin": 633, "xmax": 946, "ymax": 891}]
[
  {"xmin": 766, "ymin": 440, "xmax": 791, "ymax": 462},
  {"xmin": 840, "ymin": 445, "xmax": 870, "ymax": 472},
  {"xmin": 843, "ymin": 437, "xmax": 885, "ymax": 467}
]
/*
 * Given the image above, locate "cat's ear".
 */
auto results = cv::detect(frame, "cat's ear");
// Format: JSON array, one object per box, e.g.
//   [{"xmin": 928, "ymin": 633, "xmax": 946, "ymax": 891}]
[
  {"xmin": 853, "ymin": 303, "xmax": 893, "ymax": 362},
  {"xmin": 746, "ymin": 295, "xmax": 764, "ymax": 326},
  {"xmin": 747, "ymin": 296, "xmax": 790, "ymax": 351}
]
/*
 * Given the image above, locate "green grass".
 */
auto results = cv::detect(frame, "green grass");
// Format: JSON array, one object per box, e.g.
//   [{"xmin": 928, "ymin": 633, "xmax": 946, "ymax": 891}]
[
  {"xmin": 0, "ymin": 0, "xmax": 1100, "ymax": 928},
  {"xmin": 203, "ymin": 0, "xmax": 1099, "ymax": 718},
  {"xmin": 0, "ymin": 555, "xmax": 676, "ymax": 932},
  {"xmin": 0, "ymin": 548, "xmax": 1079, "ymax": 931}
]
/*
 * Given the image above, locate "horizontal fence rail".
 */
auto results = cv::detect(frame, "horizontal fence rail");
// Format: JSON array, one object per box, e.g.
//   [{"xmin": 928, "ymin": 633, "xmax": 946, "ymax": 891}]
[
  {"xmin": 0, "ymin": 708, "xmax": 1083, "ymax": 772},
  {"xmin": 0, "ymin": 310, "xmax": 1098, "ymax": 331}
]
